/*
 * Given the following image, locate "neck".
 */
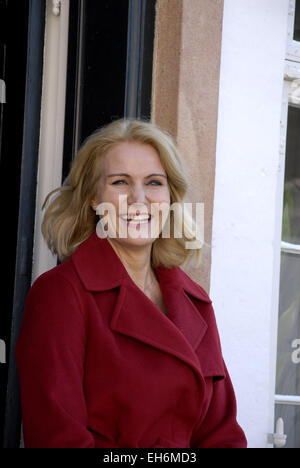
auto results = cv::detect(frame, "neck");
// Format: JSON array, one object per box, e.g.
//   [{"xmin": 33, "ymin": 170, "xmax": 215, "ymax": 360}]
[{"xmin": 106, "ymin": 238, "xmax": 157, "ymax": 292}]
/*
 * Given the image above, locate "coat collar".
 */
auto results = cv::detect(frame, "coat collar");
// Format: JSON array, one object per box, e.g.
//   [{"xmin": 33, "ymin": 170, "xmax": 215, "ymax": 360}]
[
  {"xmin": 71, "ymin": 232, "xmax": 212, "ymax": 303},
  {"xmin": 72, "ymin": 232, "xmax": 224, "ymax": 380}
]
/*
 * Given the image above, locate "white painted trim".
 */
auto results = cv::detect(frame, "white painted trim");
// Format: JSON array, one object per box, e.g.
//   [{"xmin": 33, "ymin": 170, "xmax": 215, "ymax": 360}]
[
  {"xmin": 275, "ymin": 395, "xmax": 300, "ymax": 405},
  {"xmin": 0, "ymin": 339, "xmax": 6, "ymax": 364},
  {"xmin": 284, "ymin": 62, "xmax": 300, "ymax": 109},
  {"xmin": 285, "ymin": 61, "xmax": 300, "ymax": 80},
  {"xmin": 286, "ymin": 0, "xmax": 300, "ymax": 61},
  {"xmin": 281, "ymin": 241, "xmax": 300, "ymax": 253},
  {"xmin": 0, "ymin": 78, "xmax": 6, "ymax": 104},
  {"xmin": 32, "ymin": 0, "xmax": 70, "ymax": 283},
  {"xmin": 52, "ymin": 0, "xmax": 61, "ymax": 16}
]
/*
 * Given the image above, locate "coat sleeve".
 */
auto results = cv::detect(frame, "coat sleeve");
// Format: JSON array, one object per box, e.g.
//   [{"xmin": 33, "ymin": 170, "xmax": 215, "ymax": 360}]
[
  {"xmin": 15, "ymin": 271, "xmax": 95, "ymax": 448},
  {"xmin": 190, "ymin": 362, "xmax": 247, "ymax": 448}
]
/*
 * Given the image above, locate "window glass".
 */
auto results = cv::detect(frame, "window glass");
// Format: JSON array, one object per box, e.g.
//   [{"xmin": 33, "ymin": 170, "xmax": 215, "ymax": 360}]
[
  {"xmin": 294, "ymin": 0, "xmax": 300, "ymax": 42},
  {"xmin": 276, "ymin": 251, "xmax": 300, "ymax": 396},
  {"xmin": 275, "ymin": 405, "xmax": 300, "ymax": 448},
  {"xmin": 274, "ymin": 0, "xmax": 300, "ymax": 449},
  {"xmin": 282, "ymin": 106, "xmax": 300, "ymax": 245}
]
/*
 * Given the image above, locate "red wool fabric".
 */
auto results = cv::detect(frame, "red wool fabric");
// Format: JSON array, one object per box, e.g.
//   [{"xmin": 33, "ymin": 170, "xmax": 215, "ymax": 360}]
[{"xmin": 15, "ymin": 232, "xmax": 247, "ymax": 448}]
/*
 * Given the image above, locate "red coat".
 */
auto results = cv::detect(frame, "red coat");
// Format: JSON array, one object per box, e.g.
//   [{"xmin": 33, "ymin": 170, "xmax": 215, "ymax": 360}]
[{"xmin": 15, "ymin": 231, "xmax": 247, "ymax": 448}]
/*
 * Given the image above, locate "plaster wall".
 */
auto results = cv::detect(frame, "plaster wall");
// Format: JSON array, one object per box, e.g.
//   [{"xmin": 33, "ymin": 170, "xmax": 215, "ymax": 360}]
[
  {"xmin": 152, "ymin": 0, "xmax": 224, "ymax": 290},
  {"xmin": 211, "ymin": 0, "xmax": 289, "ymax": 448}
]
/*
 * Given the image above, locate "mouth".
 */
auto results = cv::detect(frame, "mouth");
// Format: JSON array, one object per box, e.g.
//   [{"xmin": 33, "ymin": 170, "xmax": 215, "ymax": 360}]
[{"xmin": 119, "ymin": 213, "xmax": 152, "ymax": 224}]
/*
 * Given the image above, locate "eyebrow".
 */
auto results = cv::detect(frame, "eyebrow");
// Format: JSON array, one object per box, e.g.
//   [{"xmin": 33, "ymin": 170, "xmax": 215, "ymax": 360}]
[{"xmin": 106, "ymin": 173, "xmax": 167, "ymax": 179}]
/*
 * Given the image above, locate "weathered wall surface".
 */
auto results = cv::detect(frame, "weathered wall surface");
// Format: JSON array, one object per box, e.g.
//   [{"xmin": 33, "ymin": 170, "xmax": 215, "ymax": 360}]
[{"xmin": 152, "ymin": 0, "xmax": 224, "ymax": 291}]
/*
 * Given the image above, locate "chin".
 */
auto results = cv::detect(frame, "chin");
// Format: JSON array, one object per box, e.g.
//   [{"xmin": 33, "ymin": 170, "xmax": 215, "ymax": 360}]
[{"xmin": 112, "ymin": 235, "xmax": 157, "ymax": 249}]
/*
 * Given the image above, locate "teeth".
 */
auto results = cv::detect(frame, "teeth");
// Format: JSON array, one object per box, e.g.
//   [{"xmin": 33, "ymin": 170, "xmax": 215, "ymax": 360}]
[{"xmin": 120, "ymin": 214, "xmax": 150, "ymax": 222}]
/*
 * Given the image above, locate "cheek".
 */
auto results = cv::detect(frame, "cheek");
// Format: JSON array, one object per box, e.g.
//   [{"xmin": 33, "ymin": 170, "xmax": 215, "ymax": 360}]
[
  {"xmin": 98, "ymin": 190, "xmax": 132, "ymax": 219},
  {"xmin": 149, "ymin": 187, "xmax": 171, "ymax": 203},
  {"xmin": 98, "ymin": 187, "xmax": 120, "ymax": 206}
]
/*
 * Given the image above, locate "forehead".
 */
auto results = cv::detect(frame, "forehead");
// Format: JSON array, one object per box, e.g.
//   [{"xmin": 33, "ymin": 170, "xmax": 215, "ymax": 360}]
[{"xmin": 100, "ymin": 141, "xmax": 165, "ymax": 174}]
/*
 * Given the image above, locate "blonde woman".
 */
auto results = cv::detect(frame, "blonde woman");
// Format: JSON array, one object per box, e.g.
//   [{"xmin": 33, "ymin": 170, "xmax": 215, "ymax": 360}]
[{"xmin": 15, "ymin": 118, "xmax": 247, "ymax": 448}]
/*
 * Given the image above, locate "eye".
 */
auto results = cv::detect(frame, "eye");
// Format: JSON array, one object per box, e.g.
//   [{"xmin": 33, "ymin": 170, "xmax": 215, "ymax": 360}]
[
  {"xmin": 112, "ymin": 180, "xmax": 127, "ymax": 185},
  {"xmin": 148, "ymin": 180, "xmax": 162, "ymax": 186}
]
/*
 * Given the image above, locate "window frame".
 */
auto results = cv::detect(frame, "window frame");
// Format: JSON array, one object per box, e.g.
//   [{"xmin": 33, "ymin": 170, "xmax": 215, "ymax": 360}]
[
  {"xmin": 274, "ymin": 0, "xmax": 300, "ymax": 439},
  {"xmin": 287, "ymin": 0, "xmax": 300, "ymax": 61},
  {"xmin": 275, "ymin": 79, "xmax": 300, "ymax": 404}
]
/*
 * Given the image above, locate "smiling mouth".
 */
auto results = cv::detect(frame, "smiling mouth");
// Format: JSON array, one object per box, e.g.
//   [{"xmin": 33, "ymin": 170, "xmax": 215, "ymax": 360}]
[{"xmin": 119, "ymin": 214, "xmax": 152, "ymax": 223}]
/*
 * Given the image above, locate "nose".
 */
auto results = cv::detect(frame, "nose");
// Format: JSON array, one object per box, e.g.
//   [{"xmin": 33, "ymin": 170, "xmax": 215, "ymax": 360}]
[
  {"xmin": 127, "ymin": 183, "xmax": 149, "ymax": 214},
  {"xmin": 127, "ymin": 182, "xmax": 148, "ymax": 205}
]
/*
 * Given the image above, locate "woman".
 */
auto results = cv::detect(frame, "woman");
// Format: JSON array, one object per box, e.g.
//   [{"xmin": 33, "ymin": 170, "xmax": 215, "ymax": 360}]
[{"xmin": 15, "ymin": 118, "xmax": 247, "ymax": 448}]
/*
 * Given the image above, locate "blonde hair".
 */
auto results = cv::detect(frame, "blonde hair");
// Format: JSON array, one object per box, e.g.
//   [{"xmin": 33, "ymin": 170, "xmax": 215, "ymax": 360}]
[{"xmin": 42, "ymin": 118, "xmax": 204, "ymax": 268}]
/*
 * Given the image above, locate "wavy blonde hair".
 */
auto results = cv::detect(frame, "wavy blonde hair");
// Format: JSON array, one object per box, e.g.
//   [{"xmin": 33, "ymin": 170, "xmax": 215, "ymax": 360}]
[{"xmin": 42, "ymin": 118, "xmax": 204, "ymax": 268}]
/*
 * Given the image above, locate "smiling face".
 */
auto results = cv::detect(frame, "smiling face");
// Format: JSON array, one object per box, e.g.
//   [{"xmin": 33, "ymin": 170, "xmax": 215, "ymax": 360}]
[{"xmin": 91, "ymin": 141, "xmax": 171, "ymax": 249}]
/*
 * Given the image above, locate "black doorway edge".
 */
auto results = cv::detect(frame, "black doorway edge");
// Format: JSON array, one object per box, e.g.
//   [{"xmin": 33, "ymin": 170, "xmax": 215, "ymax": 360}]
[{"xmin": 3, "ymin": 0, "xmax": 46, "ymax": 448}]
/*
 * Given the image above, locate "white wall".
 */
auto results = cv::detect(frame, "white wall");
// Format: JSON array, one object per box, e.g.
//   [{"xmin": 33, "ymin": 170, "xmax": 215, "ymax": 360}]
[{"xmin": 211, "ymin": 0, "xmax": 289, "ymax": 448}]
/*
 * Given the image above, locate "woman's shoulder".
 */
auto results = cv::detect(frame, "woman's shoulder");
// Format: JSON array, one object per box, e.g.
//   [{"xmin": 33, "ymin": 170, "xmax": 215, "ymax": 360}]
[
  {"xmin": 28, "ymin": 257, "xmax": 81, "ymax": 299},
  {"xmin": 16, "ymin": 261, "xmax": 88, "ymax": 366},
  {"xmin": 175, "ymin": 266, "xmax": 212, "ymax": 304},
  {"xmin": 22, "ymin": 258, "xmax": 88, "ymax": 329}
]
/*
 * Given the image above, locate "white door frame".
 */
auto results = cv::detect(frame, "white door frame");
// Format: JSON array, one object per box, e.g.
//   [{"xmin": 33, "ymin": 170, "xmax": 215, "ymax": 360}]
[{"xmin": 32, "ymin": 0, "xmax": 70, "ymax": 282}]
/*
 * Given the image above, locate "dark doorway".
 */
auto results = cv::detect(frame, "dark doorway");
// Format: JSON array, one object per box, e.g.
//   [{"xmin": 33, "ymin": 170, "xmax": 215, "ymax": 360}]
[
  {"xmin": 0, "ymin": 0, "xmax": 30, "ymax": 447},
  {"xmin": 63, "ymin": 0, "xmax": 131, "ymax": 180},
  {"xmin": 1, "ymin": 0, "xmax": 46, "ymax": 448},
  {"xmin": 1, "ymin": 0, "xmax": 156, "ymax": 448},
  {"xmin": 62, "ymin": 0, "xmax": 156, "ymax": 181}
]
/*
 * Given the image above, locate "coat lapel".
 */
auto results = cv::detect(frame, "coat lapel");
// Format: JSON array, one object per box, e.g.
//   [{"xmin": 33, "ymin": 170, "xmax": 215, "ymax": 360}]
[
  {"xmin": 110, "ymin": 276, "xmax": 208, "ymax": 377},
  {"xmin": 72, "ymin": 232, "xmax": 222, "ymax": 382}
]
